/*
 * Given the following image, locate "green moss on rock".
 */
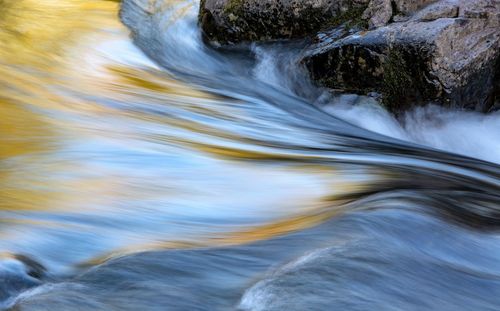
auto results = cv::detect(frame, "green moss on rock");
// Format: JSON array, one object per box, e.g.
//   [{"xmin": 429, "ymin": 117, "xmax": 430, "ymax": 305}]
[
  {"xmin": 223, "ymin": 0, "xmax": 244, "ymax": 16},
  {"xmin": 381, "ymin": 50, "xmax": 414, "ymax": 111},
  {"xmin": 327, "ymin": 5, "xmax": 369, "ymax": 30}
]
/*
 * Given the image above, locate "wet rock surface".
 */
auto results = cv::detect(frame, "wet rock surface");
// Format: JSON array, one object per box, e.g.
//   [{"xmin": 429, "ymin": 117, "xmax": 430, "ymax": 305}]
[{"xmin": 303, "ymin": 0, "xmax": 500, "ymax": 113}]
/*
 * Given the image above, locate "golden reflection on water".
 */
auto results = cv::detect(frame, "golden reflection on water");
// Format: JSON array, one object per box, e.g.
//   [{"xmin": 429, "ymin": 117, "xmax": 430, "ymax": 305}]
[
  {"xmin": 0, "ymin": 0, "xmax": 121, "ymax": 213},
  {"xmin": 80, "ymin": 201, "xmax": 348, "ymax": 267},
  {"xmin": 79, "ymin": 163, "xmax": 368, "ymax": 267},
  {"xmin": 0, "ymin": 102, "xmax": 56, "ymax": 211},
  {"xmin": 0, "ymin": 102, "xmax": 51, "ymax": 158},
  {"xmin": 0, "ymin": 0, "xmax": 119, "ymax": 65},
  {"xmin": 0, "ymin": 0, "xmax": 374, "ymax": 268},
  {"xmin": 0, "ymin": 0, "xmax": 112, "ymax": 100}
]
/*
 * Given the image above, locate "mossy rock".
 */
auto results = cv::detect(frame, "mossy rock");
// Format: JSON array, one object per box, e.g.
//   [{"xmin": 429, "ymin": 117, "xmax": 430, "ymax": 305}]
[{"xmin": 303, "ymin": 9, "xmax": 500, "ymax": 115}]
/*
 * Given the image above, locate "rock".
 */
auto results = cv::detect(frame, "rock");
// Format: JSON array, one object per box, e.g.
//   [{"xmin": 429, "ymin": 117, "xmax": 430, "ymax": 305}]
[
  {"xmin": 0, "ymin": 254, "xmax": 46, "ymax": 304},
  {"xmin": 302, "ymin": 0, "xmax": 500, "ymax": 113},
  {"xmin": 198, "ymin": 0, "xmax": 444, "ymax": 44},
  {"xmin": 198, "ymin": 0, "xmax": 500, "ymax": 113},
  {"xmin": 393, "ymin": 0, "xmax": 437, "ymax": 15},
  {"xmin": 357, "ymin": 0, "xmax": 441, "ymax": 29},
  {"xmin": 199, "ymin": 0, "xmax": 371, "ymax": 44},
  {"xmin": 362, "ymin": 0, "xmax": 392, "ymax": 29},
  {"xmin": 412, "ymin": 0, "xmax": 459, "ymax": 21}
]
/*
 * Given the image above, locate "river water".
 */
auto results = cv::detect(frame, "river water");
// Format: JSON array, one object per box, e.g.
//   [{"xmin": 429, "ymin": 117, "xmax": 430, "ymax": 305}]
[{"xmin": 1, "ymin": 0, "xmax": 500, "ymax": 310}]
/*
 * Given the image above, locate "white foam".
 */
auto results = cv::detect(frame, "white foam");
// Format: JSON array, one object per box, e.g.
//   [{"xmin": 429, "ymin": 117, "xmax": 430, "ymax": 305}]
[{"xmin": 403, "ymin": 106, "xmax": 500, "ymax": 164}]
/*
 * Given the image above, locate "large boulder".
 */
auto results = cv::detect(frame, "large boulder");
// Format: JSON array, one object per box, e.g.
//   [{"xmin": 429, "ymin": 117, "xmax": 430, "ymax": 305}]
[
  {"xmin": 302, "ymin": 0, "xmax": 500, "ymax": 113},
  {"xmin": 198, "ymin": 0, "xmax": 442, "ymax": 44},
  {"xmin": 199, "ymin": 0, "xmax": 371, "ymax": 44}
]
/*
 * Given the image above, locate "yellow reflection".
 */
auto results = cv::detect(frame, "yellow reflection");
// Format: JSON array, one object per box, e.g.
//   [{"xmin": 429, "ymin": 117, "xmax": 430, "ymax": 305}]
[
  {"xmin": 106, "ymin": 65, "xmax": 216, "ymax": 104},
  {"xmin": 0, "ymin": 0, "xmax": 118, "ymax": 66},
  {"xmin": 0, "ymin": 99, "xmax": 57, "ymax": 211},
  {"xmin": 0, "ymin": 101, "xmax": 52, "ymax": 158},
  {"xmin": 0, "ymin": 0, "xmax": 379, "ymax": 270},
  {"xmin": 0, "ymin": 0, "xmax": 121, "ymax": 213},
  {"xmin": 78, "ymin": 196, "xmax": 352, "ymax": 267},
  {"xmin": 0, "ymin": 0, "xmax": 121, "ymax": 110}
]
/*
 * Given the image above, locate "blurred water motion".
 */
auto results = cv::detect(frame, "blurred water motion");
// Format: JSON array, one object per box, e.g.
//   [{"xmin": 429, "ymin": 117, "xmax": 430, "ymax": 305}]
[
  {"xmin": 1, "ymin": 0, "xmax": 500, "ymax": 310},
  {"xmin": 0, "ymin": 0, "xmax": 354, "ymax": 270}
]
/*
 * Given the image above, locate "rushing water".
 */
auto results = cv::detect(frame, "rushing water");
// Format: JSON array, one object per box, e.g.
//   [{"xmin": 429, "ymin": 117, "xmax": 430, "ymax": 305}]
[{"xmin": 1, "ymin": 0, "xmax": 500, "ymax": 310}]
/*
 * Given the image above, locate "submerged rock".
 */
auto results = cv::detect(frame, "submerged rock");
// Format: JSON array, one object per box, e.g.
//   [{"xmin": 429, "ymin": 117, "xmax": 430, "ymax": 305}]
[
  {"xmin": 0, "ymin": 254, "xmax": 46, "ymax": 306},
  {"xmin": 199, "ymin": 0, "xmax": 371, "ymax": 44},
  {"xmin": 302, "ymin": 0, "xmax": 500, "ymax": 113}
]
